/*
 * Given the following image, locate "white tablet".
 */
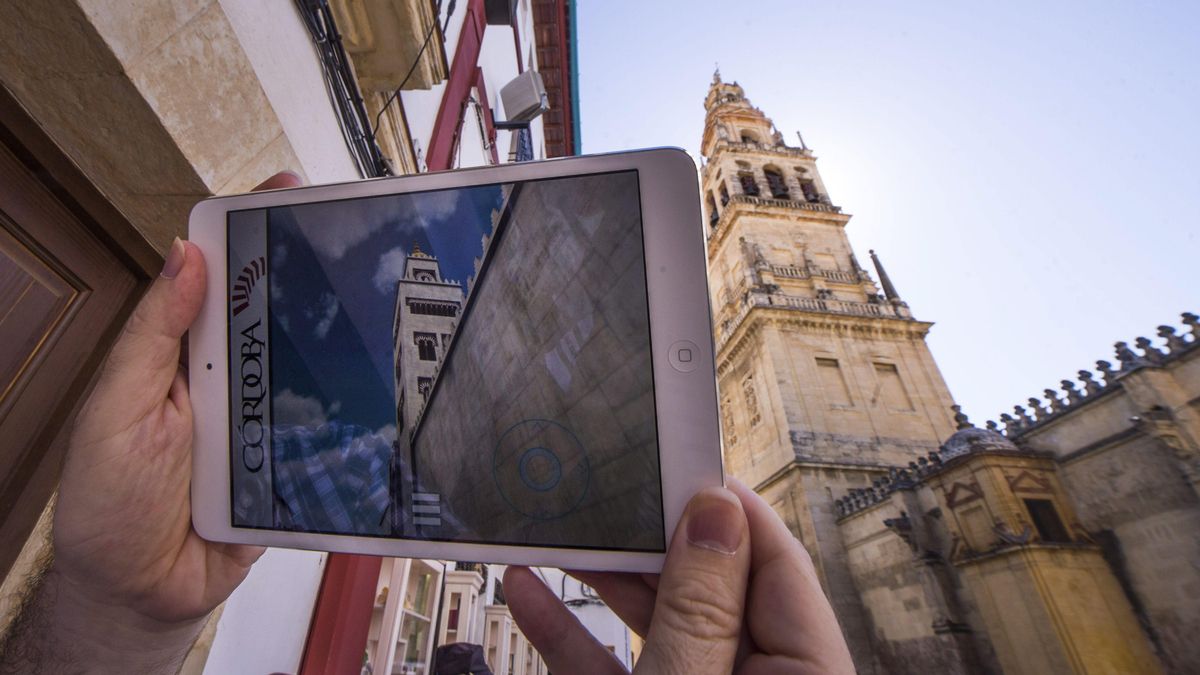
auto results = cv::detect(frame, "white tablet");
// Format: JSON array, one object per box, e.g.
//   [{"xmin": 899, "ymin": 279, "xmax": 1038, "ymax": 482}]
[{"xmin": 188, "ymin": 148, "xmax": 721, "ymax": 573}]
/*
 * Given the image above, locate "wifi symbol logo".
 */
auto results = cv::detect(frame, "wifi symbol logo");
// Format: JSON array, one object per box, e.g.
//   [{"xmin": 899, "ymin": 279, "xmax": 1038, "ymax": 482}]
[{"xmin": 231, "ymin": 256, "xmax": 266, "ymax": 317}]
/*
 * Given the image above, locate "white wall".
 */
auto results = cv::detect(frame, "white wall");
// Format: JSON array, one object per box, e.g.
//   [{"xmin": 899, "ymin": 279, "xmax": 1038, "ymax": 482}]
[
  {"xmin": 204, "ymin": 549, "xmax": 328, "ymax": 675},
  {"xmin": 533, "ymin": 569, "xmax": 633, "ymax": 669},
  {"xmin": 219, "ymin": 0, "xmax": 360, "ymax": 183}
]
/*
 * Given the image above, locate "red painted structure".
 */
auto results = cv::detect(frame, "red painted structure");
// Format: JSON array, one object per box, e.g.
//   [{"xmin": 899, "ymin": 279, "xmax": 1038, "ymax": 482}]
[{"xmin": 298, "ymin": 554, "xmax": 383, "ymax": 675}]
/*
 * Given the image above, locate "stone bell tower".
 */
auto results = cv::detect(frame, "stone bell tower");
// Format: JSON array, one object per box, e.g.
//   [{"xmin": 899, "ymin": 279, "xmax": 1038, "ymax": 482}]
[{"xmin": 701, "ymin": 71, "xmax": 960, "ymax": 671}]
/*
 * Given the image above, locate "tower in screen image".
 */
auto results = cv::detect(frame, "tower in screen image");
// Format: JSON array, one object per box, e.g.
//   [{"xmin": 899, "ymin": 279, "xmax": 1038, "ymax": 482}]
[{"xmin": 391, "ymin": 243, "xmax": 465, "ymax": 533}]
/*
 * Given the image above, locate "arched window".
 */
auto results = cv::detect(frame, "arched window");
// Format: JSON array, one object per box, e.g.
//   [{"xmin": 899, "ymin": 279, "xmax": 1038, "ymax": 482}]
[
  {"xmin": 738, "ymin": 172, "xmax": 760, "ymax": 197},
  {"xmin": 796, "ymin": 169, "xmax": 819, "ymax": 202},
  {"xmin": 719, "ymin": 183, "xmax": 730, "ymax": 206},
  {"xmin": 415, "ymin": 333, "xmax": 437, "ymax": 361},
  {"xmin": 706, "ymin": 191, "xmax": 719, "ymax": 226},
  {"xmin": 764, "ymin": 166, "xmax": 789, "ymax": 199},
  {"xmin": 740, "ymin": 130, "xmax": 760, "ymax": 144}
]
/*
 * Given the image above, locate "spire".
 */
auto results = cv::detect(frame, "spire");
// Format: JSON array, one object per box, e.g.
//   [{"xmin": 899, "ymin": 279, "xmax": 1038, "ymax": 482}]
[
  {"xmin": 869, "ymin": 249, "xmax": 901, "ymax": 301},
  {"xmin": 713, "ymin": 63, "xmax": 721, "ymax": 84},
  {"xmin": 411, "ymin": 242, "xmax": 430, "ymax": 258}
]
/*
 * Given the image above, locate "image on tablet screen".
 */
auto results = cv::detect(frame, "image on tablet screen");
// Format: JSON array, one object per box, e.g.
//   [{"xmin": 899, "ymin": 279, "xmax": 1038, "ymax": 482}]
[{"xmin": 226, "ymin": 171, "xmax": 665, "ymax": 552}]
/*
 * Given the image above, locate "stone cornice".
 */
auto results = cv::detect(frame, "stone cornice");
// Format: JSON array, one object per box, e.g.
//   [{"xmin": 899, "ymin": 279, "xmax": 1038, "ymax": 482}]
[
  {"xmin": 707, "ymin": 198, "xmax": 850, "ymax": 256},
  {"xmin": 716, "ymin": 308, "xmax": 933, "ymax": 375}
]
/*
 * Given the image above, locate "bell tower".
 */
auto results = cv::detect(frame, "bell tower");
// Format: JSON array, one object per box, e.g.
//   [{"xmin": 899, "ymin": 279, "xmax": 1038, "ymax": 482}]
[{"xmin": 702, "ymin": 71, "xmax": 959, "ymax": 672}]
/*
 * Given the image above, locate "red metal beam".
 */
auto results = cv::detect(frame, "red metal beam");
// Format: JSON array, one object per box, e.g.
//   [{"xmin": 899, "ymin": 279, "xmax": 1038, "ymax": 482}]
[
  {"xmin": 298, "ymin": 554, "xmax": 382, "ymax": 675},
  {"xmin": 427, "ymin": 0, "xmax": 487, "ymax": 170}
]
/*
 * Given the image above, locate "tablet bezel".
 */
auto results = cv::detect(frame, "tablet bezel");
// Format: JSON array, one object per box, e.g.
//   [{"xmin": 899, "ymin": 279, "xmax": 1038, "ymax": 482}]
[{"xmin": 189, "ymin": 148, "xmax": 722, "ymax": 573}]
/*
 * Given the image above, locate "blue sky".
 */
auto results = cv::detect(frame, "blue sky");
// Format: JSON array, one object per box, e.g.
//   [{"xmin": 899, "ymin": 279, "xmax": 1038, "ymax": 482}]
[
  {"xmin": 577, "ymin": 0, "xmax": 1198, "ymax": 423},
  {"xmin": 267, "ymin": 186, "xmax": 503, "ymax": 436}
]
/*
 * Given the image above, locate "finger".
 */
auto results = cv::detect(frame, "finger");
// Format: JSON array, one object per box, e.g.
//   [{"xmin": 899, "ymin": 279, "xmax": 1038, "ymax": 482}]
[
  {"xmin": 253, "ymin": 170, "xmax": 304, "ymax": 191},
  {"xmin": 568, "ymin": 570, "xmax": 656, "ymax": 637},
  {"xmin": 78, "ymin": 239, "xmax": 207, "ymax": 442},
  {"xmin": 636, "ymin": 487, "xmax": 750, "ymax": 675},
  {"xmin": 727, "ymin": 480, "xmax": 856, "ymax": 674},
  {"xmin": 504, "ymin": 567, "xmax": 628, "ymax": 675}
]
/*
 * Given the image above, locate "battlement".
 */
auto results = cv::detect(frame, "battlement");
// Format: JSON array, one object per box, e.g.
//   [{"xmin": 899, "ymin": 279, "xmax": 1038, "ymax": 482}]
[{"xmin": 991, "ymin": 312, "xmax": 1198, "ymax": 438}]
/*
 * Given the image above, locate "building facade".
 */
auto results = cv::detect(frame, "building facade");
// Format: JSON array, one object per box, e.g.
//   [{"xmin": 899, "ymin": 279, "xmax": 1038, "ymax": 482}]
[
  {"xmin": 0, "ymin": 2, "xmax": 631, "ymax": 674},
  {"xmin": 703, "ymin": 73, "xmax": 1199, "ymax": 675}
]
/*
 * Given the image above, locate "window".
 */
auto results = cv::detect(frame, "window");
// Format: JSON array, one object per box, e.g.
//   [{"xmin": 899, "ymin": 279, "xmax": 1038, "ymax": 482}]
[
  {"xmin": 719, "ymin": 183, "xmax": 730, "ymax": 206},
  {"xmin": 738, "ymin": 172, "xmax": 759, "ymax": 197},
  {"xmin": 1024, "ymin": 499, "xmax": 1071, "ymax": 543},
  {"xmin": 408, "ymin": 298, "xmax": 459, "ymax": 317},
  {"xmin": 816, "ymin": 357, "xmax": 853, "ymax": 407},
  {"xmin": 706, "ymin": 191, "xmax": 719, "ymax": 226},
  {"xmin": 764, "ymin": 166, "xmax": 789, "ymax": 199},
  {"xmin": 742, "ymin": 375, "xmax": 762, "ymax": 427},
  {"xmin": 418, "ymin": 377, "xmax": 432, "ymax": 400},
  {"xmin": 740, "ymin": 130, "xmax": 760, "ymax": 144},
  {"xmin": 415, "ymin": 333, "xmax": 437, "ymax": 361},
  {"xmin": 799, "ymin": 177, "xmax": 819, "ymax": 202},
  {"xmin": 722, "ymin": 397, "xmax": 738, "ymax": 448},
  {"xmin": 413, "ymin": 267, "xmax": 436, "ymax": 282},
  {"xmin": 874, "ymin": 363, "xmax": 914, "ymax": 412}
]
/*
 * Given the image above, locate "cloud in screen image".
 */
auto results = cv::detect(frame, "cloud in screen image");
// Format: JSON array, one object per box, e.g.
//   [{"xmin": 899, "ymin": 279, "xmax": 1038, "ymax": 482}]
[{"xmin": 263, "ymin": 186, "xmax": 503, "ymax": 535}]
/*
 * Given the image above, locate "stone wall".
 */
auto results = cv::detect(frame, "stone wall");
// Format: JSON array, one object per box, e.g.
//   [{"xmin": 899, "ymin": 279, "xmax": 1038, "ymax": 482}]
[{"xmin": 407, "ymin": 172, "xmax": 665, "ymax": 550}]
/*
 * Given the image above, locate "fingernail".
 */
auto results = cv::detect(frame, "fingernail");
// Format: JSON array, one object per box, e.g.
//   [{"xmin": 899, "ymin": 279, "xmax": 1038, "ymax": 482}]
[
  {"xmin": 161, "ymin": 237, "xmax": 185, "ymax": 279},
  {"xmin": 686, "ymin": 489, "xmax": 743, "ymax": 555}
]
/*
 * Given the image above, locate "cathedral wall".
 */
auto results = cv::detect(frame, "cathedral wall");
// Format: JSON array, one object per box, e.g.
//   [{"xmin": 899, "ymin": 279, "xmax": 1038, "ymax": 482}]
[
  {"xmin": 770, "ymin": 323, "xmax": 953, "ymax": 467},
  {"xmin": 1056, "ymin": 434, "xmax": 1200, "ymax": 671},
  {"xmin": 838, "ymin": 493, "xmax": 995, "ymax": 675},
  {"xmin": 760, "ymin": 467, "xmax": 885, "ymax": 675}
]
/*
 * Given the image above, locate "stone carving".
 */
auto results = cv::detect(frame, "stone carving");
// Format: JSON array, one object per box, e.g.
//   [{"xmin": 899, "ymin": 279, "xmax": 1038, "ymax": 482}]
[
  {"xmin": 1061, "ymin": 380, "xmax": 1083, "ymax": 405},
  {"xmin": 1158, "ymin": 325, "xmax": 1187, "ymax": 354},
  {"xmin": 1135, "ymin": 336, "xmax": 1166, "ymax": 365},
  {"xmin": 1114, "ymin": 341, "xmax": 1148, "ymax": 371},
  {"xmin": 1027, "ymin": 397, "xmax": 1048, "ymax": 421},
  {"xmin": 743, "ymin": 374, "xmax": 761, "ymax": 427},
  {"xmin": 1043, "ymin": 388, "xmax": 1066, "ymax": 414},
  {"xmin": 1000, "ymin": 413, "xmax": 1020, "ymax": 436},
  {"xmin": 722, "ymin": 398, "xmax": 737, "ymax": 448},
  {"xmin": 1014, "ymin": 405, "xmax": 1034, "ymax": 427},
  {"xmin": 1183, "ymin": 311, "xmax": 1199, "ymax": 340},
  {"xmin": 986, "ymin": 420, "xmax": 1000, "ymax": 432},
  {"xmin": 1095, "ymin": 360, "xmax": 1118, "ymax": 385},
  {"xmin": 1078, "ymin": 369, "xmax": 1102, "ymax": 395},
  {"xmin": 951, "ymin": 404, "xmax": 971, "ymax": 430}
]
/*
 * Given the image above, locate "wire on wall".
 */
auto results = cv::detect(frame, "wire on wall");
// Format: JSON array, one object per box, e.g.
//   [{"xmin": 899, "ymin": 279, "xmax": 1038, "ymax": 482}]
[
  {"xmin": 294, "ymin": 0, "xmax": 391, "ymax": 178},
  {"xmin": 372, "ymin": 0, "xmax": 448, "ymax": 144}
]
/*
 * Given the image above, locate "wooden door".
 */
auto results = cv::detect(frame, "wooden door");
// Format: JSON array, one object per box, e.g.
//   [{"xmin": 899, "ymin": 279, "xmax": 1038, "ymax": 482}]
[{"xmin": 0, "ymin": 84, "xmax": 157, "ymax": 580}]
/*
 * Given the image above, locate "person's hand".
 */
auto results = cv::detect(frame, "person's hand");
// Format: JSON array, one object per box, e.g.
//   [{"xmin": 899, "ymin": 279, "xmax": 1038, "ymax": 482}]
[
  {"xmin": 0, "ymin": 172, "xmax": 301, "ymax": 672},
  {"xmin": 503, "ymin": 479, "xmax": 856, "ymax": 674}
]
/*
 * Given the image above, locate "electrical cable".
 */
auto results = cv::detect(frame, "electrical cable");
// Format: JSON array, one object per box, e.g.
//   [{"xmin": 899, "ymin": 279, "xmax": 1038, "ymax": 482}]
[
  {"xmin": 372, "ymin": 0, "xmax": 445, "ymax": 145},
  {"xmin": 294, "ymin": 0, "xmax": 390, "ymax": 177}
]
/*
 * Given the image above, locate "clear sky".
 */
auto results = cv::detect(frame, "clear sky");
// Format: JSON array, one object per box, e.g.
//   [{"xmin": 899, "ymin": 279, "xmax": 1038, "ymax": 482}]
[{"xmin": 577, "ymin": 0, "xmax": 1198, "ymax": 425}]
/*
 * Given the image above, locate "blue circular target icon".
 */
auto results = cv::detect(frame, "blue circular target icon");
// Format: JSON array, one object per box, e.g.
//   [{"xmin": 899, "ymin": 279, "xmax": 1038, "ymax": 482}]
[{"xmin": 493, "ymin": 419, "xmax": 589, "ymax": 520}]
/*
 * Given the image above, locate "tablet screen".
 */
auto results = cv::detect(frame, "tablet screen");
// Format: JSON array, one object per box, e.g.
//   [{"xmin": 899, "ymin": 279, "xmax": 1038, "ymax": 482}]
[{"xmin": 226, "ymin": 171, "xmax": 665, "ymax": 552}]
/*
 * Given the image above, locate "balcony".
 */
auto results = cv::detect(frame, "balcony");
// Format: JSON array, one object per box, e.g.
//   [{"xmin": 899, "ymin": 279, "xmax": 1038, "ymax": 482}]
[
  {"xmin": 768, "ymin": 264, "xmax": 863, "ymax": 284},
  {"xmin": 717, "ymin": 292, "xmax": 912, "ymax": 348},
  {"xmin": 708, "ymin": 139, "xmax": 815, "ymax": 162}
]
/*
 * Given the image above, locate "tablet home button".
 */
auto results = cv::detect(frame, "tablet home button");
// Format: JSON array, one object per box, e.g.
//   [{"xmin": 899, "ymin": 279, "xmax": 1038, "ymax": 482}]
[{"xmin": 668, "ymin": 339, "xmax": 700, "ymax": 373}]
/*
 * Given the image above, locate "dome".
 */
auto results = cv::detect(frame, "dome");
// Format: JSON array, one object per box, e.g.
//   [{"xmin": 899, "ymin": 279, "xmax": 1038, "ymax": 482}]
[
  {"xmin": 940, "ymin": 426, "xmax": 1019, "ymax": 460},
  {"xmin": 940, "ymin": 405, "xmax": 1020, "ymax": 460}
]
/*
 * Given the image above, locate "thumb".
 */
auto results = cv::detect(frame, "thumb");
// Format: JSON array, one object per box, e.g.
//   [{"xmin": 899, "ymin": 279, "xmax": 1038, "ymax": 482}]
[
  {"xmin": 637, "ymin": 487, "xmax": 750, "ymax": 674},
  {"xmin": 80, "ymin": 238, "xmax": 207, "ymax": 438}
]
